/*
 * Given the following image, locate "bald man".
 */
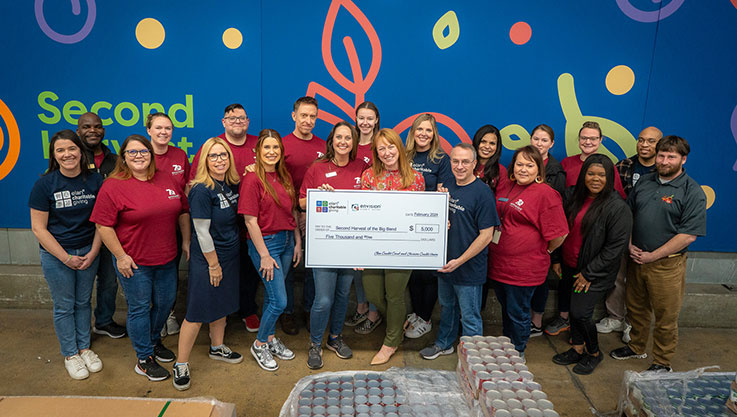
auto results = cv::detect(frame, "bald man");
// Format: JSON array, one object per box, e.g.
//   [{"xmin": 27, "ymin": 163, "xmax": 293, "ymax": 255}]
[{"xmin": 595, "ymin": 126, "xmax": 663, "ymax": 339}]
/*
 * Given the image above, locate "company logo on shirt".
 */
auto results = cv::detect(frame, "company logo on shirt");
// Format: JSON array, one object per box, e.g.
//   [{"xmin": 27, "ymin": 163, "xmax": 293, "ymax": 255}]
[
  {"xmin": 217, "ymin": 193, "xmax": 230, "ymax": 209},
  {"xmin": 54, "ymin": 191, "xmax": 72, "ymax": 208},
  {"xmin": 363, "ymin": 156, "xmax": 370, "ymax": 164},
  {"xmin": 354, "ymin": 176, "xmax": 361, "ymax": 187},
  {"xmin": 165, "ymin": 188, "xmax": 180, "ymax": 199},
  {"xmin": 316, "ymin": 151, "xmax": 325, "ymax": 158},
  {"xmin": 53, "ymin": 189, "xmax": 96, "ymax": 208},
  {"xmin": 448, "ymin": 197, "xmax": 465, "ymax": 213},
  {"xmin": 662, "ymin": 194, "xmax": 674, "ymax": 204},
  {"xmin": 171, "ymin": 164, "xmax": 184, "ymax": 175},
  {"xmin": 510, "ymin": 198, "xmax": 525, "ymax": 212}
]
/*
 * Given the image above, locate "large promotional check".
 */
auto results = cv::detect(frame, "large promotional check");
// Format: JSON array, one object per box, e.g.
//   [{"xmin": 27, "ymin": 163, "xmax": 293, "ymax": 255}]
[{"xmin": 305, "ymin": 189, "xmax": 448, "ymax": 269}]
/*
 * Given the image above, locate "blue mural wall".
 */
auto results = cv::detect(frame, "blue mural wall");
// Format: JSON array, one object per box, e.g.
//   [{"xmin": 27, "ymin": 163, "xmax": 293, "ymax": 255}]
[{"xmin": 1, "ymin": 0, "xmax": 735, "ymax": 252}]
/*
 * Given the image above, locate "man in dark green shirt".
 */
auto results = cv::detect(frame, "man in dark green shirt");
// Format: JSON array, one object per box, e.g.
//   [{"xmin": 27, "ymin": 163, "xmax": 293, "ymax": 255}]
[{"xmin": 610, "ymin": 136, "xmax": 706, "ymax": 372}]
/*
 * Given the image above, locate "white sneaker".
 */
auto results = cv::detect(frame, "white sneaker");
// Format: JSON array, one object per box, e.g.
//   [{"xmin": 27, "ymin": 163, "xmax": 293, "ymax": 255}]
[
  {"xmin": 596, "ymin": 317, "xmax": 625, "ymax": 333},
  {"xmin": 80, "ymin": 349, "xmax": 103, "ymax": 373},
  {"xmin": 405, "ymin": 317, "xmax": 432, "ymax": 339},
  {"xmin": 65, "ymin": 354, "xmax": 89, "ymax": 380},
  {"xmin": 622, "ymin": 322, "xmax": 632, "ymax": 343},
  {"xmin": 165, "ymin": 312, "xmax": 180, "ymax": 335}
]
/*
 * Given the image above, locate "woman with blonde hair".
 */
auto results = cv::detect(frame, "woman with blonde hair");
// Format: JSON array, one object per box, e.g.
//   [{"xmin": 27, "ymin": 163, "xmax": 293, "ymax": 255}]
[
  {"xmin": 172, "ymin": 137, "xmax": 243, "ymax": 390},
  {"xmin": 361, "ymin": 128, "xmax": 425, "ymax": 365},
  {"xmin": 238, "ymin": 129, "xmax": 302, "ymax": 371}
]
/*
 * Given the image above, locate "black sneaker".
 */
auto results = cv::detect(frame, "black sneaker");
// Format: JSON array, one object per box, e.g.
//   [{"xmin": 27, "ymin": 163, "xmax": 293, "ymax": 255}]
[
  {"xmin": 552, "ymin": 348, "xmax": 584, "ymax": 365},
  {"xmin": 135, "ymin": 356, "xmax": 170, "ymax": 381},
  {"xmin": 307, "ymin": 343, "xmax": 323, "ymax": 369},
  {"xmin": 172, "ymin": 362, "xmax": 190, "ymax": 391},
  {"xmin": 154, "ymin": 341, "xmax": 176, "ymax": 363},
  {"xmin": 208, "ymin": 345, "xmax": 243, "ymax": 364},
  {"xmin": 327, "ymin": 335, "xmax": 353, "ymax": 359},
  {"xmin": 354, "ymin": 315, "xmax": 382, "ymax": 335},
  {"xmin": 93, "ymin": 322, "xmax": 127, "ymax": 339},
  {"xmin": 530, "ymin": 323, "xmax": 543, "ymax": 337},
  {"xmin": 572, "ymin": 353, "xmax": 603, "ymax": 375},
  {"xmin": 610, "ymin": 345, "xmax": 648, "ymax": 361},
  {"xmin": 645, "ymin": 363, "xmax": 672, "ymax": 373}
]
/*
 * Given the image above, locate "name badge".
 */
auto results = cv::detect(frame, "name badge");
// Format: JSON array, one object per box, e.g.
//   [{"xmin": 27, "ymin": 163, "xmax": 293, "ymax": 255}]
[
  {"xmin": 325, "ymin": 172, "xmax": 337, "ymax": 178},
  {"xmin": 491, "ymin": 229, "xmax": 502, "ymax": 244}
]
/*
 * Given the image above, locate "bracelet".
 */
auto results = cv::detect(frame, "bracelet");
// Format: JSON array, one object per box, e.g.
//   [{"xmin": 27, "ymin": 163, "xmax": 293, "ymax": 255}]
[
  {"xmin": 63, "ymin": 254, "xmax": 72, "ymax": 264},
  {"xmin": 208, "ymin": 264, "xmax": 220, "ymax": 270}
]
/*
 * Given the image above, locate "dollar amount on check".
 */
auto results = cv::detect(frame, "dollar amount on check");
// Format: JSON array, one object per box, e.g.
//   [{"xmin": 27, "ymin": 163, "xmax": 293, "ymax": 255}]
[{"xmin": 305, "ymin": 189, "xmax": 449, "ymax": 269}]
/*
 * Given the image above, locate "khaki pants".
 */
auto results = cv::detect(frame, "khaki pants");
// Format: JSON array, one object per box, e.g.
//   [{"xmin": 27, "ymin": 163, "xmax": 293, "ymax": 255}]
[
  {"xmin": 625, "ymin": 254, "xmax": 687, "ymax": 367},
  {"xmin": 362, "ymin": 269, "xmax": 411, "ymax": 347}
]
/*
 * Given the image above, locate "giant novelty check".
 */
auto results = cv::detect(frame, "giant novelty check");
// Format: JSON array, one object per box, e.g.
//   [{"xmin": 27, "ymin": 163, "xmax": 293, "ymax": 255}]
[{"xmin": 305, "ymin": 189, "xmax": 448, "ymax": 269}]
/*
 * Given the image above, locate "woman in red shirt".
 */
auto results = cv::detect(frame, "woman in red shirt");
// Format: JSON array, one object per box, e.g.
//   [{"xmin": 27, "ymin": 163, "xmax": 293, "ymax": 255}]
[
  {"xmin": 91, "ymin": 135, "xmax": 190, "ymax": 382},
  {"xmin": 360, "ymin": 128, "xmax": 425, "ymax": 365},
  {"xmin": 238, "ymin": 129, "xmax": 302, "ymax": 372},
  {"xmin": 490, "ymin": 145, "xmax": 568, "ymax": 355}
]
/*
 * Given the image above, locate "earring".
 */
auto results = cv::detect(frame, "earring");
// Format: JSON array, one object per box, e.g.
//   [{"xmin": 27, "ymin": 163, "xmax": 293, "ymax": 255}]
[
  {"xmin": 509, "ymin": 174, "xmax": 515, "ymax": 181},
  {"xmin": 535, "ymin": 176, "xmax": 543, "ymax": 184}
]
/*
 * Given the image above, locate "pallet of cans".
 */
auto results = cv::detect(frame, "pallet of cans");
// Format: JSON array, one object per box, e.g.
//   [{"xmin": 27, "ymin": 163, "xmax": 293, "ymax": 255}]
[
  {"xmin": 279, "ymin": 368, "xmax": 481, "ymax": 417},
  {"xmin": 457, "ymin": 335, "xmax": 558, "ymax": 417},
  {"xmin": 619, "ymin": 368, "xmax": 737, "ymax": 417}
]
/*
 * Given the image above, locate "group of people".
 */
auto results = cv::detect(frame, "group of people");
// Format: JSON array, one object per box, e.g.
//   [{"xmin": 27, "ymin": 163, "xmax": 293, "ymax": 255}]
[{"xmin": 29, "ymin": 95, "xmax": 706, "ymax": 391}]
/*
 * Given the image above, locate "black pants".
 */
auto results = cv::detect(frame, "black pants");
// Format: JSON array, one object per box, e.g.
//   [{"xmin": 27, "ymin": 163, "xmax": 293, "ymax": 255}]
[
  {"xmin": 238, "ymin": 238, "xmax": 260, "ymax": 318},
  {"xmin": 408, "ymin": 270, "xmax": 438, "ymax": 322},
  {"xmin": 565, "ymin": 264, "xmax": 607, "ymax": 354}
]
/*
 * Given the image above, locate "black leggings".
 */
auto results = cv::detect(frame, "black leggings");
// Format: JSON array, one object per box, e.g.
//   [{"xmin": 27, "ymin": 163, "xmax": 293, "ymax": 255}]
[
  {"xmin": 565, "ymin": 264, "xmax": 607, "ymax": 354},
  {"xmin": 408, "ymin": 270, "xmax": 438, "ymax": 322}
]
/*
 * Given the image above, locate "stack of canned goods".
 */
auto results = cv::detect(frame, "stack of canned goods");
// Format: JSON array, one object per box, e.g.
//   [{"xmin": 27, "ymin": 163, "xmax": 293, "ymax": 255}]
[
  {"xmin": 296, "ymin": 373, "xmax": 409, "ymax": 417},
  {"xmin": 481, "ymin": 380, "xmax": 558, "ymax": 417}
]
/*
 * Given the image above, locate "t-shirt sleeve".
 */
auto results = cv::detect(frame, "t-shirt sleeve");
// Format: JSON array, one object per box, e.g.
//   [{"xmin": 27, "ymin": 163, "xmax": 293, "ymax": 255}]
[
  {"xmin": 438, "ymin": 155, "xmax": 454, "ymax": 186},
  {"xmin": 677, "ymin": 182, "xmax": 707, "ymax": 236},
  {"xmin": 188, "ymin": 184, "xmax": 212, "ymax": 220},
  {"xmin": 28, "ymin": 177, "xmax": 50, "ymax": 211},
  {"xmin": 237, "ymin": 173, "xmax": 260, "ymax": 216},
  {"xmin": 476, "ymin": 188, "xmax": 501, "ymax": 229},
  {"xmin": 538, "ymin": 190, "xmax": 569, "ymax": 241},
  {"xmin": 90, "ymin": 181, "xmax": 119, "ymax": 227}
]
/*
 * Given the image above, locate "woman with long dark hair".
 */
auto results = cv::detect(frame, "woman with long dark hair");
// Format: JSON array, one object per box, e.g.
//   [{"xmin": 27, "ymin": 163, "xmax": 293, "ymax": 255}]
[
  {"xmin": 551, "ymin": 155, "xmax": 631, "ymax": 374},
  {"xmin": 29, "ymin": 129, "xmax": 103, "ymax": 380}
]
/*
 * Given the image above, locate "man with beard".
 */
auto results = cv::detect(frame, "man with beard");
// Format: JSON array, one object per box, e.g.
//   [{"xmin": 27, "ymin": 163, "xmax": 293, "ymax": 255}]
[
  {"xmin": 77, "ymin": 112, "xmax": 127, "ymax": 338},
  {"xmin": 610, "ymin": 135, "xmax": 706, "ymax": 372}
]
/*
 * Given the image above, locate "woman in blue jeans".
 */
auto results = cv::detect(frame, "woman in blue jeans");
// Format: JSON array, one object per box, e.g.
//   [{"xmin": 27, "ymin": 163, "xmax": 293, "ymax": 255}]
[
  {"xmin": 29, "ymin": 129, "xmax": 104, "ymax": 380},
  {"xmin": 238, "ymin": 129, "xmax": 302, "ymax": 371},
  {"xmin": 91, "ymin": 134, "xmax": 191, "ymax": 382},
  {"xmin": 299, "ymin": 121, "xmax": 367, "ymax": 369}
]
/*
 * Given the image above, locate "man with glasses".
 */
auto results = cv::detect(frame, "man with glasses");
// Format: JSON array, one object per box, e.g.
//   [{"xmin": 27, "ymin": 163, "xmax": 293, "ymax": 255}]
[
  {"xmin": 420, "ymin": 143, "xmax": 499, "ymax": 360},
  {"xmin": 189, "ymin": 103, "xmax": 261, "ymax": 334},
  {"xmin": 596, "ymin": 126, "xmax": 663, "ymax": 340},
  {"xmin": 545, "ymin": 121, "xmax": 626, "ymax": 337}
]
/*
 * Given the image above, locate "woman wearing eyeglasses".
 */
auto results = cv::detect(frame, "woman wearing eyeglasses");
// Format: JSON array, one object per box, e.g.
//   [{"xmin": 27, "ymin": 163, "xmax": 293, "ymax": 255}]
[
  {"xmin": 171, "ymin": 138, "xmax": 243, "ymax": 391},
  {"xmin": 91, "ymin": 135, "xmax": 190, "ymax": 382}
]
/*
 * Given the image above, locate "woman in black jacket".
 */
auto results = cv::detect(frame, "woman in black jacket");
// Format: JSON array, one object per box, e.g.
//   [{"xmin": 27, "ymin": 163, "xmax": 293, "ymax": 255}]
[{"xmin": 551, "ymin": 154, "xmax": 632, "ymax": 375}]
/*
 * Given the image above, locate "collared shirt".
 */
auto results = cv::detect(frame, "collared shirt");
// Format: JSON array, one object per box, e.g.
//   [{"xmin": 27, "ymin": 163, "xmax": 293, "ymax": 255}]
[{"xmin": 627, "ymin": 170, "xmax": 706, "ymax": 253}]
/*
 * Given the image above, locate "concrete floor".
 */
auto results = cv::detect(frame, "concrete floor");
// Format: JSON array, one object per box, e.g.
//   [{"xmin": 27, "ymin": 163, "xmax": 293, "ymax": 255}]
[{"xmin": 1, "ymin": 308, "xmax": 735, "ymax": 417}]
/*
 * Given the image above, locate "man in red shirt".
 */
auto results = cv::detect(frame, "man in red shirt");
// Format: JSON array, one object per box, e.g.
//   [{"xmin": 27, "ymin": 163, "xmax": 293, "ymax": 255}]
[
  {"xmin": 281, "ymin": 96, "xmax": 326, "ymax": 334},
  {"xmin": 189, "ymin": 104, "xmax": 261, "ymax": 334}
]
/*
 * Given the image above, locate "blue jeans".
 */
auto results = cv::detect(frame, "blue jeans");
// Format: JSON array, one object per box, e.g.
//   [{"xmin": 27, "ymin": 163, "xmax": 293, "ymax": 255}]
[
  {"xmin": 93, "ymin": 245, "xmax": 119, "ymax": 326},
  {"xmin": 285, "ymin": 267, "xmax": 314, "ymax": 314},
  {"xmin": 435, "ymin": 277, "xmax": 483, "ymax": 350},
  {"xmin": 115, "ymin": 260, "xmax": 177, "ymax": 359},
  {"xmin": 40, "ymin": 244, "xmax": 99, "ymax": 357},
  {"xmin": 494, "ymin": 282, "xmax": 536, "ymax": 353},
  {"xmin": 310, "ymin": 268, "xmax": 354, "ymax": 345},
  {"xmin": 353, "ymin": 272, "xmax": 377, "ymax": 312},
  {"xmin": 247, "ymin": 231, "xmax": 294, "ymax": 343}
]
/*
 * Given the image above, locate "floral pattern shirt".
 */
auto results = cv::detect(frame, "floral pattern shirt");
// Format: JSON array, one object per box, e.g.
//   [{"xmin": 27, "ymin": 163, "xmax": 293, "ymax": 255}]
[{"xmin": 361, "ymin": 168, "xmax": 425, "ymax": 191}]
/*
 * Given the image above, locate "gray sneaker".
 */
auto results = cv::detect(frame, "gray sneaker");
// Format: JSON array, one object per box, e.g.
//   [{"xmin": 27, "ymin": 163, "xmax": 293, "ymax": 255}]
[
  {"xmin": 251, "ymin": 341, "xmax": 278, "ymax": 371},
  {"xmin": 544, "ymin": 316, "xmax": 570, "ymax": 336},
  {"xmin": 327, "ymin": 335, "xmax": 353, "ymax": 359},
  {"xmin": 268, "ymin": 337, "xmax": 295, "ymax": 360},
  {"xmin": 354, "ymin": 315, "xmax": 382, "ymax": 335},
  {"xmin": 307, "ymin": 343, "xmax": 323, "ymax": 369},
  {"xmin": 419, "ymin": 344, "xmax": 454, "ymax": 360},
  {"xmin": 344, "ymin": 311, "xmax": 368, "ymax": 327}
]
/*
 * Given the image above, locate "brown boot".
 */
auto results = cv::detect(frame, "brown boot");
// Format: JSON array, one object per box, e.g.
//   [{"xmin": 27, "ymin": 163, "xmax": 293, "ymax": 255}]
[{"xmin": 280, "ymin": 313, "xmax": 298, "ymax": 335}]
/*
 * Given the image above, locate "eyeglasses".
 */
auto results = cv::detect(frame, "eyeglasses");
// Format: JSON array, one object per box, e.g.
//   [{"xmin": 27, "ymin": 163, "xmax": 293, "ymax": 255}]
[
  {"xmin": 579, "ymin": 136, "xmax": 601, "ymax": 142},
  {"xmin": 637, "ymin": 137, "xmax": 659, "ymax": 145},
  {"xmin": 207, "ymin": 152, "xmax": 229, "ymax": 162},
  {"xmin": 451, "ymin": 159, "xmax": 474, "ymax": 166},
  {"xmin": 224, "ymin": 116, "xmax": 248, "ymax": 123},
  {"xmin": 124, "ymin": 149, "xmax": 150, "ymax": 157}
]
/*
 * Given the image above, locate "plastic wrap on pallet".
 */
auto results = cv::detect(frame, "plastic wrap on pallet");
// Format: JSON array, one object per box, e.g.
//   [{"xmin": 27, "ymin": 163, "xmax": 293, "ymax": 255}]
[
  {"xmin": 617, "ymin": 367, "xmax": 736, "ymax": 417},
  {"xmin": 278, "ymin": 367, "xmax": 483, "ymax": 417}
]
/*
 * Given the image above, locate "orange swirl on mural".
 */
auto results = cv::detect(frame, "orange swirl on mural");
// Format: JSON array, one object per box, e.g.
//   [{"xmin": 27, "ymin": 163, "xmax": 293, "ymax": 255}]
[{"xmin": 0, "ymin": 99, "xmax": 21, "ymax": 181}]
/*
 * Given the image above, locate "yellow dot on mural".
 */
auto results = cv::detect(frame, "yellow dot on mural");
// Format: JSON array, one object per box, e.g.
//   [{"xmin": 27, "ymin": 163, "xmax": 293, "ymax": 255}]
[
  {"xmin": 701, "ymin": 185, "xmax": 715, "ymax": 209},
  {"xmin": 222, "ymin": 28, "xmax": 243, "ymax": 49},
  {"xmin": 605, "ymin": 65, "xmax": 635, "ymax": 95},
  {"xmin": 135, "ymin": 18, "xmax": 165, "ymax": 49}
]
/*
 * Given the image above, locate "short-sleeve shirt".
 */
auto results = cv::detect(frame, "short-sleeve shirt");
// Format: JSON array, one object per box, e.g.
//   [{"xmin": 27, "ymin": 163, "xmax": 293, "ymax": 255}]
[
  {"xmin": 445, "ymin": 178, "xmax": 500, "ymax": 286},
  {"xmin": 90, "ymin": 172, "xmax": 187, "ymax": 266},
  {"xmin": 155, "ymin": 145, "xmax": 191, "ymax": 193},
  {"xmin": 356, "ymin": 143, "xmax": 373, "ymax": 166},
  {"xmin": 189, "ymin": 181, "xmax": 240, "ymax": 249},
  {"xmin": 561, "ymin": 154, "xmax": 626, "ymax": 198},
  {"xmin": 28, "ymin": 170, "xmax": 103, "ymax": 249},
  {"xmin": 282, "ymin": 133, "xmax": 326, "ymax": 192},
  {"xmin": 299, "ymin": 158, "xmax": 367, "ymax": 198},
  {"xmin": 628, "ymin": 170, "xmax": 706, "ymax": 253},
  {"xmin": 561, "ymin": 197, "xmax": 593, "ymax": 267},
  {"xmin": 237, "ymin": 172, "xmax": 297, "ymax": 236},
  {"xmin": 490, "ymin": 178, "xmax": 569, "ymax": 286},
  {"xmin": 360, "ymin": 168, "xmax": 425, "ymax": 191},
  {"xmin": 411, "ymin": 150, "xmax": 453, "ymax": 192},
  {"xmin": 189, "ymin": 133, "xmax": 258, "ymax": 181},
  {"xmin": 631, "ymin": 159, "xmax": 654, "ymax": 188}
]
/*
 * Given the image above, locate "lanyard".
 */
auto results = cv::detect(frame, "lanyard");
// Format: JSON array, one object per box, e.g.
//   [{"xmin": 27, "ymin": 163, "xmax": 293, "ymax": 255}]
[{"xmin": 498, "ymin": 182, "xmax": 529, "ymax": 225}]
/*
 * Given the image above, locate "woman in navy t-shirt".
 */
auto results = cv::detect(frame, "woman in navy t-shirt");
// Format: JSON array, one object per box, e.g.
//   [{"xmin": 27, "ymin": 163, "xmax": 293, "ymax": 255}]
[{"xmin": 29, "ymin": 129, "xmax": 104, "ymax": 380}]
